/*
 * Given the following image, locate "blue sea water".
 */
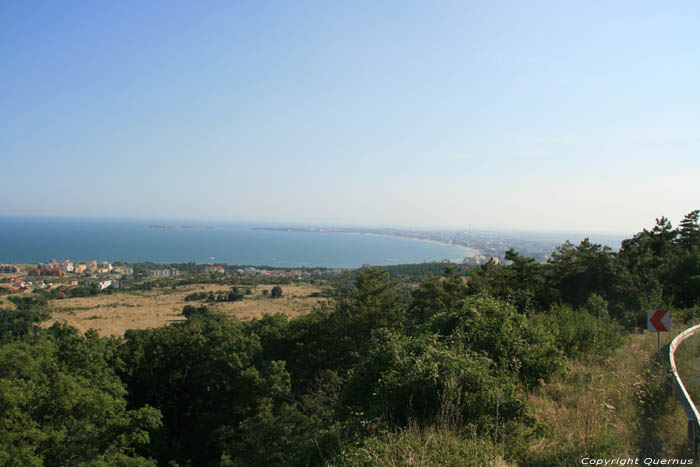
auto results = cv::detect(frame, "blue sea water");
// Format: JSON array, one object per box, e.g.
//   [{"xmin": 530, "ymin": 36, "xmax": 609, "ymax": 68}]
[{"xmin": 0, "ymin": 217, "xmax": 471, "ymax": 268}]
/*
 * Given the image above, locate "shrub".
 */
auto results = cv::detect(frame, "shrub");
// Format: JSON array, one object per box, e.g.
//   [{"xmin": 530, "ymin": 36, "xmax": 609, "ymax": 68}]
[
  {"xmin": 341, "ymin": 331, "xmax": 528, "ymax": 432},
  {"xmin": 544, "ymin": 300, "xmax": 622, "ymax": 359},
  {"xmin": 431, "ymin": 295, "xmax": 564, "ymax": 385}
]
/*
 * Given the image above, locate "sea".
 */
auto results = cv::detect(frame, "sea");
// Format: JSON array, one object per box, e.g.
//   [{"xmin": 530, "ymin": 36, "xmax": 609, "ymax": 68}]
[{"xmin": 0, "ymin": 217, "xmax": 471, "ymax": 269}]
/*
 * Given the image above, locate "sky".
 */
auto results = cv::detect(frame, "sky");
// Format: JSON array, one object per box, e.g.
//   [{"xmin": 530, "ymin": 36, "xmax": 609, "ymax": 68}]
[{"xmin": 1, "ymin": 1, "xmax": 698, "ymax": 234}]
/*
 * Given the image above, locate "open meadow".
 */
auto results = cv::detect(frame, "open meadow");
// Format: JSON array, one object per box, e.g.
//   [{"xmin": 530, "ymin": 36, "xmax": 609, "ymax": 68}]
[{"xmin": 43, "ymin": 282, "xmax": 324, "ymax": 337}]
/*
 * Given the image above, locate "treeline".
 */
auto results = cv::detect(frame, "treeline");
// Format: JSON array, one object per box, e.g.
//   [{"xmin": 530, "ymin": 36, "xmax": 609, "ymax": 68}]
[
  {"xmin": 0, "ymin": 211, "xmax": 698, "ymax": 465},
  {"xmin": 184, "ymin": 287, "xmax": 247, "ymax": 303},
  {"xmin": 120, "ymin": 273, "xmax": 295, "ymax": 292},
  {"xmin": 466, "ymin": 210, "xmax": 700, "ymax": 326},
  {"xmin": 367, "ymin": 262, "xmax": 473, "ymax": 282}
]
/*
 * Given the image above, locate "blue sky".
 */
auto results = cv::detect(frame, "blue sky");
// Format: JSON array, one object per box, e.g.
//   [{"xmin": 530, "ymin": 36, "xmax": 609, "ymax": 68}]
[{"xmin": 1, "ymin": 1, "xmax": 698, "ymax": 233}]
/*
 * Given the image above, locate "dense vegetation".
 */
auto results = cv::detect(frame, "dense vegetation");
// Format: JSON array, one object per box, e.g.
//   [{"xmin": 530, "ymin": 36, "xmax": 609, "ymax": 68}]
[
  {"xmin": 184, "ymin": 287, "xmax": 247, "ymax": 303},
  {"xmin": 1, "ymin": 211, "xmax": 699, "ymax": 465}
]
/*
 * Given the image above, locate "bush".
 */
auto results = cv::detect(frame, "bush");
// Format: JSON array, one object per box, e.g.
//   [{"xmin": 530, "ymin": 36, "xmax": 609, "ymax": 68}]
[
  {"xmin": 341, "ymin": 331, "xmax": 528, "ymax": 432},
  {"xmin": 181, "ymin": 304, "xmax": 219, "ymax": 320},
  {"xmin": 0, "ymin": 309, "xmax": 50, "ymax": 339},
  {"xmin": 543, "ymin": 300, "xmax": 622, "ymax": 359},
  {"xmin": 184, "ymin": 292, "xmax": 208, "ymax": 301},
  {"xmin": 271, "ymin": 286, "xmax": 283, "ymax": 298},
  {"xmin": 676, "ymin": 305, "xmax": 700, "ymax": 324},
  {"xmin": 431, "ymin": 295, "xmax": 564, "ymax": 386}
]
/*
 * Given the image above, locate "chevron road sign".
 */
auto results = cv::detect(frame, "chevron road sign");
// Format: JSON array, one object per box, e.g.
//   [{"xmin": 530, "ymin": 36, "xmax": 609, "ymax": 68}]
[
  {"xmin": 648, "ymin": 309, "xmax": 670, "ymax": 350},
  {"xmin": 648, "ymin": 309, "xmax": 670, "ymax": 332}
]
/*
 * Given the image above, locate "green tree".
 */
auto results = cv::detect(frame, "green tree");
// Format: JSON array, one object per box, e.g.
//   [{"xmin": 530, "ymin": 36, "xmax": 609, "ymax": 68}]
[
  {"xmin": 668, "ymin": 248, "xmax": 700, "ymax": 307},
  {"xmin": 678, "ymin": 209, "xmax": 700, "ymax": 250},
  {"xmin": 409, "ymin": 266, "xmax": 468, "ymax": 327},
  {"xmin": 332, "ymin": 268, "xmax": 406, "ymax": 367},
  {"xmin": 466, "ymin": 251, "xmax": 546, "ymax": 312},
  {"xmin": 614, "ymin": 217, "xmax": 680, "ymax": 321},
  {"xmin": 0, "ymin": 309, "xmax": 50, "ymax": 340},
  {"xmin": 0, "ymin": 324, "xmax": 161, "ymax": 466},
  {"xmin": 271, "ymin": 285, "xmax": 283, "ymax": 298},
  {"xmin": 228, "ymin": 286, "xmax": 244, "ymax": 301},
  {"xmin": 668, "ymin": 210, "xmax": 700, "ymax": 307},
  {"xmin": 546, "ymin": 239, "xmax": 616, "ymax": 309},
  {"xmin": 503, "ymin": 248, "xmax": 545, "ymax": 311},
  {"xmin": 116, "ymin": 317, "xmax": 291, "ymax": 465}
]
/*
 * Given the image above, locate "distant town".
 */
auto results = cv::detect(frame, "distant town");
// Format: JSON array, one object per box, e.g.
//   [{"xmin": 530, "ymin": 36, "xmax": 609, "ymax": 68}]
[
  {"xmin": 254, "ymin": 226, "xmax": 624, "ymax": 263},
  {"xmin": 4, "ymin": 225, "xmax": 613, "ymax": 295},
  {"xmin": 6, "ymin": 224, "xmax": 610, "ymax": 296},
  {"xmin": 0, "ymin": 258, "xmax": 357, "ymax": 294},
  {"xmin": 1, "ymin": 259, "xmax": 132, "ymax": 293}
]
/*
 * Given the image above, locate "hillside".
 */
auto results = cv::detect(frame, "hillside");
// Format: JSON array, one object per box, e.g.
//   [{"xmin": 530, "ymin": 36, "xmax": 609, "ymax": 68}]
[{"xmin": 0, "ymin": 210, "xmax": 699, "ymax": 465}]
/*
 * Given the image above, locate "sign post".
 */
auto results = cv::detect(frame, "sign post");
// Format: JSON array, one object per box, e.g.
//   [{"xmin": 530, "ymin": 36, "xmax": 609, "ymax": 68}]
[{"xmin": 647, "ymin": 309, "xmax": 670, "ymax": 350}]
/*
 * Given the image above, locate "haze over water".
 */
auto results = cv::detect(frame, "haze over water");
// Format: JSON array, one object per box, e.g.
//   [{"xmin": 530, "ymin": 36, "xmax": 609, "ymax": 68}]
[
  {"xmin": 2, "ymin": 3, "xmax": 698, "ymax": 232},
  {"xmin": 0, "ymin": 217, "xmax": 470, "ymax": 268}
]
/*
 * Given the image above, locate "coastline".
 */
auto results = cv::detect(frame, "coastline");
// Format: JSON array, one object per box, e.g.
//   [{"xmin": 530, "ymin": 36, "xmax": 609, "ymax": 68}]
[
  {"xmin": 339, "ymin": 231, "xmax": 480, "ymax": 258},
  {"xmin": 0, "ymin": 218, "xmax": 479, "ymax": 267},
  {"xmin": 2, "ymin": 232, "xmax": 477, "ymax": 268},
  {"xmin": 251, "ymin": 227, "xmax": 479, "ymax": 258}
]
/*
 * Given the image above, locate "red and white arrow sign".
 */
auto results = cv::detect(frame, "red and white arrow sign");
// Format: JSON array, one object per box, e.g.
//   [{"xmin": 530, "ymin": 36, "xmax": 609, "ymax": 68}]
[{"xmin": 647, "ymin": 309, "xmax": 670, "ymax": 332}]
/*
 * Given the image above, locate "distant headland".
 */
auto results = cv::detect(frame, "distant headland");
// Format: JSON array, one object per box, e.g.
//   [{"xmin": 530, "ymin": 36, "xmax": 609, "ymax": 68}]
[{"xmin": 150, "ymin": 224, "xmax": 220, "ymax": 230}]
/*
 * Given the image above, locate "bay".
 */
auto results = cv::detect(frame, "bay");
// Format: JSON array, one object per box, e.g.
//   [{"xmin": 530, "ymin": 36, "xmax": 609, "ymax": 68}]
[{"xmin": 0, "ymin": 217, "xmax": 471, "ymax": 268}]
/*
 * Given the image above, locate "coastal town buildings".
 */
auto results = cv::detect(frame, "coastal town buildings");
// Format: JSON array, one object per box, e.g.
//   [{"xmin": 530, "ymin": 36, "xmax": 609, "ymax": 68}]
[
  {"xmin": 200, "ymin": 265, "xmax": 225, "ymax": 274},
  {"xmin": 112, "ymin": 266, "xmax": 133, "ymax": 274},
  {"xmin": 0, "ymin": 264, "xmax": 20, "ymax": 273},
  {"xmin": 59, "ymin": 260, "xmax": 74, "ymax": 272},
  {"xmin": 3, "ymin": 260, "xmax": 136, "ymax": 280},
  {"xmin": 145, "ymin": 268, "xmax": 180, "ymax": 277},
  {"xmin": 96, "ymin": 279, "xmax": 119, "ymax": 290},
  {"xmin": 30, "ymin": 267, "xmax": 65, "ymax": 276}
]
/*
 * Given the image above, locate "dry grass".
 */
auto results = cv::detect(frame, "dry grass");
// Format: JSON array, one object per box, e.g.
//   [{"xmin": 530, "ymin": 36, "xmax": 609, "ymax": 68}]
[
  {"xmin": 44, "ymin": 282, "xmax": 323, "ymax": 337},
  {"xmin": 527, "ymin": 327, "xmax": 689, "ymax": 462},
  {"xmin": 673, "ymin": 329, "xmax": 700, "ymax": 412},
  {"xmin": 330, "ymin": 422, "xmax": 513, "ymax": 467}
]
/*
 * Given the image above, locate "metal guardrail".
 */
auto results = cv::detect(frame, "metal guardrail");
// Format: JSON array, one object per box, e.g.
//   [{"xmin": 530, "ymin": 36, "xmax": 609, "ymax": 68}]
[{"xmin": 669, "ymin": 323, "xmax": 700, "ymax": 457}]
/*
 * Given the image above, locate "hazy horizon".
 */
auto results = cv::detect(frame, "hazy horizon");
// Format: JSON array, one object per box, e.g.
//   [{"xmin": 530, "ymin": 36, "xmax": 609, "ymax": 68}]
[
  {"xmin": 0, "ymin": 213, "xmax": 636, "ymax": 239},
  {"xmin": 2, "ymin": 1, "xmax": 698, "ymax": 233}
]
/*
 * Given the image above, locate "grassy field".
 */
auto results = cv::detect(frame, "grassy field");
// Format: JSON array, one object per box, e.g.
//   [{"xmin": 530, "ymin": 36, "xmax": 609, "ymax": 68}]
[
  {"xmin": 526, "ymin": 324, "xmax": 692, "ymax": 463},
  {"xmin": 44, "ymin": 282, "xmax": 323, "ymax": 337}
]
